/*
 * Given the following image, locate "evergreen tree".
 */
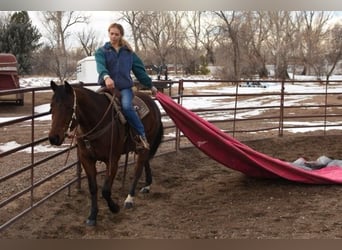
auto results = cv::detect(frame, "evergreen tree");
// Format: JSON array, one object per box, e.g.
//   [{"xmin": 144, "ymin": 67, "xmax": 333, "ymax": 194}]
[{"xmin": 0, "ymin": 11, "xmax": 42, "ymax": 74}]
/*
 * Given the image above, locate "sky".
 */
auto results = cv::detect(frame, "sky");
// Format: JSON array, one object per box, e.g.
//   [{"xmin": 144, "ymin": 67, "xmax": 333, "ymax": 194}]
[
  {"xmin": 0, "ymin": 10, "xmax": 339, "ymax": 49},
  {"xmin": 24, "ymin": 11, "xmax": 342, "ymax": 48},
  {"xmin": 1, "ymin": 0, "xmax": 342, "ymax": 12},
  {"xmin": 27, "ymin": 11, "xmax": 122, "ymax": 46}
]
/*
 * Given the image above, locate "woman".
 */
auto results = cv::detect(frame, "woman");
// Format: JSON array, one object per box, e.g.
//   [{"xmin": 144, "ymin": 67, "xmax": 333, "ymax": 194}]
[{"xmin": 95, "ymin": 23, "xmax": 157, "ymax": 150}]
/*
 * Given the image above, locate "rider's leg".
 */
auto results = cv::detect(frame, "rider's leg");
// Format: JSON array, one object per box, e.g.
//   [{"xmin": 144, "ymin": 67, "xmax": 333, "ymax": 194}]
[{"xmin": 120, "ymin": 88, "xmax": 149, "ymax": 149}]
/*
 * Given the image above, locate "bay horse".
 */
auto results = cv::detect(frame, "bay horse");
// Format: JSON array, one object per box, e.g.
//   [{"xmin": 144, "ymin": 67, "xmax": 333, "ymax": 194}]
[{"xmin": 48, "ymin": 80, "xmax": 163, "ymax": 226}]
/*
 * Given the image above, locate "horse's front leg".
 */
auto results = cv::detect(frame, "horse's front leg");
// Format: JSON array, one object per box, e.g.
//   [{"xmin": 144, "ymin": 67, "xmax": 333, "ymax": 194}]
[
  {"xmin": 102, "ymin": 159, "xmax": 120, "ymax": 214},
  {"xmin": 79, "ymin": 152, "xmax": 99, "ymax": 226},
  {"xmin": 86, "ymin": 174, "xmax": 98, "ymax": 226}
]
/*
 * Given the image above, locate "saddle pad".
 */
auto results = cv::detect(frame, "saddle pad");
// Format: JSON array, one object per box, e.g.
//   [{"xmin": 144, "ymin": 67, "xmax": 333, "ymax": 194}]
[
  {"xmin": 133, "ymin": 96, "xmax": 150, "ymax": 119},
  {"xmin": 101, "ymin": 91, "xmax": 150, "ymax": 120}
]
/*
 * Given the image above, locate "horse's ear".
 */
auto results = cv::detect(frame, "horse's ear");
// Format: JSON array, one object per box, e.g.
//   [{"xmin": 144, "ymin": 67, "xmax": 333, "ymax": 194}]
[
  {"xmin": 50, "ymin": 80, "xmax": 57, "ymax": 92},
  {"xmin": 64, "ymin": 81, "xmax": 73, "ymax": 94}
]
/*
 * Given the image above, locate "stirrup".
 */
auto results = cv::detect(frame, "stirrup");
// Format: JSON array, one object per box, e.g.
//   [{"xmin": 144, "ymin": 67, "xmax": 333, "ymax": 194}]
[{"xmin": 136, "ymin": 135, "xmax": 150, "ymax": 150}]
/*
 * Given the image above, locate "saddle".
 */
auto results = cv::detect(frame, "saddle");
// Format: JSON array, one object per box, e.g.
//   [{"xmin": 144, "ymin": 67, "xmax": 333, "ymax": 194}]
[
  {"xmin": 97, "ymin": 88, "xmax": 151, "ymax": 151},
  {"xmin": 96, "ymin": 87, "xmax": 150, "ymax": 124}
]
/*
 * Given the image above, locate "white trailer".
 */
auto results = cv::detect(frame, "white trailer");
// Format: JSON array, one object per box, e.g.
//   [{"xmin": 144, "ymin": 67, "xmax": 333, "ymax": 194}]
[{"xmin": 76, "ymin": 56, "xmax": 98, "ymax": 83}]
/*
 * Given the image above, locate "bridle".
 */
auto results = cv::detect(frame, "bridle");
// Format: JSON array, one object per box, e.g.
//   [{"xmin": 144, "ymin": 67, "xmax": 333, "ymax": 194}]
[
  {"xmin": 64, "ymin": 88, "xmax": 78, "ymax": 139},
  {"xmin": 65, "ymin": 88, "xmax": 117, "ymax": 141},
  {"xmin": 62, "ymin": 87, "xmax": 119, "ymax": 169}
]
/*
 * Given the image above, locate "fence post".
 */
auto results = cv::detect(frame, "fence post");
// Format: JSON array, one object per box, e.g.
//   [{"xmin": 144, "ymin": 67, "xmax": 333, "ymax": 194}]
[
  {"xmin": 232, "ymin": 80, "xmax": 239, "ymax": 137},
  {"xmin": 323, "ymin": 79, "xmax": 328, "ymax": 135},
  {"xmin": 175, "ymin": 79, "xmax": 183, "ymax": 151},
  {"xmin": 30, "ymin": 90, "xmax": 35, "ymax": 207},
  {"xmin": 279, "ymin": 80, "xmax": 285, "ymax": 137}
]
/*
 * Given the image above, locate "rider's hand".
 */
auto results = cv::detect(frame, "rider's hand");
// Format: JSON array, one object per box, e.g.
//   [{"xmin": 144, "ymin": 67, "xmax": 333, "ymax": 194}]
[
  {"xmin": 151, "ymin": 86, "xmax": 158, "ymax": 96},
  {"xmin": 105, "ymin": 77, "xmax": 115, "ymax": 89}
]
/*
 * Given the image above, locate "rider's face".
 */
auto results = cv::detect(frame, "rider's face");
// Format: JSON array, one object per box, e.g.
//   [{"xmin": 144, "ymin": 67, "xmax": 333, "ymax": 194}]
[{"xmin": 108, "ymin": 27, "xmax": 122, "ymax": 44}]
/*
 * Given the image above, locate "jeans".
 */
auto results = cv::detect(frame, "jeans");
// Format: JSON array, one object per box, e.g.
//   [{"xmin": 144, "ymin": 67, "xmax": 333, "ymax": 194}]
[{"xmin": 120, "ymin": 88, "xmax": 145, "ymax": 137}]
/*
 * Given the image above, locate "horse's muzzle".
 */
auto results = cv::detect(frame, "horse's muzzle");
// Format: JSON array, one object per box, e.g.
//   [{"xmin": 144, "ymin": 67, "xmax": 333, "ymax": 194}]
[{"xmin": 48, "ymin": 134, "xmax": 63, "ymax": 146}]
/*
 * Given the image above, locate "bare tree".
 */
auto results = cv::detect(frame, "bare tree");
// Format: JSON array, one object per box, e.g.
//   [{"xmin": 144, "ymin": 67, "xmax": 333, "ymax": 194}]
[
  {"xmin": 40, "ymin": 11, "xmax": 90, "ymax": 82},
  {"xmin": 183, "ymin": 11, "xmax": 204, "ymax": 74},
  {"xmin": 185, "ymin": 11, "xmax": 202, "ymax": 51},
  {"xmin": 167, "ymin": 11, "xmax": 187, "ymax": 74},
  {"xmin": 322, "ymin": 24, "xmax": 342, "ymax": 81},
  {"xmin": 77, "ymin": 27, "xmax": 100, "ymax": 56},
  {"xmin": 119, "ymin": 11, "xmax": 147, "ymax": 53},
  {"xmin": 215, "ymin": 11, "xmax": 245, "ymax": 80},
  {"xmin": 31, "ymin": 11, "xmax": 339, "ymax": 80},
  {"xmin": 265, "ymin": 11, "xmax": 299, "ymax": 79},
  {"xmin": 198, "ymin": 13, "xmax": 220, "ymax": 66},
  {"xmin": 138, "ymin": 12, "xmax": 176, "ymax": 65},
  {"xmin": 299, "ymin": 11, "xmax": 331, "ymax": 77},
  {"xmin": 242, "ymin": 11, "xmax": 270, "ymax": 78}
]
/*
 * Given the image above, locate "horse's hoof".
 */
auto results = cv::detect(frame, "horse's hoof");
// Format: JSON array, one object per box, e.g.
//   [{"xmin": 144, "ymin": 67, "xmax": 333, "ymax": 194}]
[
  {"xmin": 109, "ymin": 203, "xmax": 120, "ymax": 214},
  {"xmin": 140, "ymin": 187, "xmax": 150, "ymax": 193},
  {"xmin": 86, "ymin": 219, "xmax": 96, "ymax": 226},
  {"xmin": 124, "ymin": 202, "xmax": 134, "ymax": 209}
]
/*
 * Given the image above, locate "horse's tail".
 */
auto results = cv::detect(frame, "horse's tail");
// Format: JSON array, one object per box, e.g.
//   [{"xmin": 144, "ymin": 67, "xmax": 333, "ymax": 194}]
[{"xmin": 149, "ymin": 122, "xmax": 164, "ymax": 158}]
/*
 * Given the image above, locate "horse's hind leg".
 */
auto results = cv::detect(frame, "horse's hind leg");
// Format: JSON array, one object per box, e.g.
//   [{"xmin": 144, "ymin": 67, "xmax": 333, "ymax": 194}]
[
  {"xmin": 102, "ymin": 161, "xmax": 120, "ymax": 214},
  {"xmin": 140, "ymin": 161, "xmax": 152, "ymax": 193},
  {"xmin": 124, "ymin": 155, "xmax": 148, "ymax": 209}
]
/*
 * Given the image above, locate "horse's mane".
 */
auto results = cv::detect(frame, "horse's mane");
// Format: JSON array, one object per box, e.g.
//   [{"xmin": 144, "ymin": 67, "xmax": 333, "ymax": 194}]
[
  {"xmin": 73, "ymin": 85, "xmax": 98, "ymax": 94},
  {"xmin": 74, "ymin": 85, "xmax": 105, "ymax": 98},
  {"xmin": 73, "ymin": 85, "xmax": 110, "ymax": 108}
]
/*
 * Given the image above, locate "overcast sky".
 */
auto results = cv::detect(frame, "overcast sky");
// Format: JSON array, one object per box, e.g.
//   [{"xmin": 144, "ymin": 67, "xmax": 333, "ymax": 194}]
[
  {"xmin": 6, "ymin": 10, "xmax": 342, "ymax": 49},
  {"xmin": 28, "ymin": 10, "xmax": 341, "ymax": 41},
  {"xmin": 27, "ymin": 11, "xmax": 123, "ymax": 46}
]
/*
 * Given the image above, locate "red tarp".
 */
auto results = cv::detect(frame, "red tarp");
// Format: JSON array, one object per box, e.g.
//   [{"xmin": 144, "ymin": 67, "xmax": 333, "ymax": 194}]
[{"xmin": 155, "ymin": 92, "xmax": 342, "ymax": 184}]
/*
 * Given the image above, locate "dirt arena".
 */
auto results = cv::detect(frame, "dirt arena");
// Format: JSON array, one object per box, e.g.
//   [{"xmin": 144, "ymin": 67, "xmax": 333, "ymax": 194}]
[
  {"xmin": 1, "ymin": 90, "xmax": 342, "ymax": 239},
  {"xmin": 1, "ymin": 133, "xmax": 342, "ymax": 239}
]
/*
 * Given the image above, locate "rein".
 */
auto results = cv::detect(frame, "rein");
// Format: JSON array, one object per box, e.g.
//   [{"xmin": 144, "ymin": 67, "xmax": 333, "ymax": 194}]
[
  {"xmin": 64, "ymin": 127, "xmax": 77, "ymax": 166},
  {"xmin": 68, "ymin": 88, "xmax": 117, "ymax": 140}
]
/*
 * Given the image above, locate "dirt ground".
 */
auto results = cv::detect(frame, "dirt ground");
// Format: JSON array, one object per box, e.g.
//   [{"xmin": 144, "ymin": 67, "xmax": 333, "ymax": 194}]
[
  {"xmin": 2, "ymin": 135, "xmax": 342, "ymax": 239},
  {"xmin": 2, "ymin": 90, "xmax": 342, "ymax": 239}
]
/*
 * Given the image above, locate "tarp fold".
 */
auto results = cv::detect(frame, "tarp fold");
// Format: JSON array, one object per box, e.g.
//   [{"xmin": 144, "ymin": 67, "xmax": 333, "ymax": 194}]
[{"xmin": 156, "ymin": 92, "xmax": 342, "ymax": 184}]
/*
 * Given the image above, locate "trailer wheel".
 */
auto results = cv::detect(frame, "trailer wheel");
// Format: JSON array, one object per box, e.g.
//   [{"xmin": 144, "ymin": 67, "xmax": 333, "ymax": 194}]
[{"xmin": 16, "ymin": 99, "xmax": 24, "ymax": 106}]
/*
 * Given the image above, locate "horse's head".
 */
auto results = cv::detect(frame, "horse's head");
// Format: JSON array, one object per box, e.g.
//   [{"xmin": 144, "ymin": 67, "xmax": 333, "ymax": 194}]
[{"xmin": 48, "ymin": 80, "xmax": 75, "ymax": 146}]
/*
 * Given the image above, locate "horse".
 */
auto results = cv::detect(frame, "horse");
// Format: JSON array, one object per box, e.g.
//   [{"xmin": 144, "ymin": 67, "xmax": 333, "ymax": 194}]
[{"xmin": 48, "ymin": 80, "xmax": 163, "ymax": 226}]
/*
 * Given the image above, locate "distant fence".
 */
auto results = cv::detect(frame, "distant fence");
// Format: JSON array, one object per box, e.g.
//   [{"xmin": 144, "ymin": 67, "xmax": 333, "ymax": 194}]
[{"xmin": 1, "ymin": 78, "xmax": 342, "ymax": 231}]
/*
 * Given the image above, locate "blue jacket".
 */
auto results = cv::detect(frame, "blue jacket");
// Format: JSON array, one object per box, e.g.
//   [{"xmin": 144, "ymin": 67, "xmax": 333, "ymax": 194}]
[{"xmin": 95, "ymin": 42, "xmax": 152, "ymax": 90}]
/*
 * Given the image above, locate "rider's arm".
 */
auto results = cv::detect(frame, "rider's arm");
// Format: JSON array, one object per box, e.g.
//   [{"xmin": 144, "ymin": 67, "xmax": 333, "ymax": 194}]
[{"xmin": 132, "ymin": 53, "xmax": 152, "ymax": 89}]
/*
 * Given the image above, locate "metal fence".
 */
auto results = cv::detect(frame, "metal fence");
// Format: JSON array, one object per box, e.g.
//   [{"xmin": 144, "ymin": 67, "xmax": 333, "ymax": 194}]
[{"xmin": 1, "ymin": 78, "xmax": 342, "ymax": 231}]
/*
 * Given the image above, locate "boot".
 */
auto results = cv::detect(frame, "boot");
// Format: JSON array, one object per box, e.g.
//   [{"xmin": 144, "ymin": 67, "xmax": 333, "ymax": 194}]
[{"xmin": 136, "ymin": 135, "xmax": 150, "ymax": 150}]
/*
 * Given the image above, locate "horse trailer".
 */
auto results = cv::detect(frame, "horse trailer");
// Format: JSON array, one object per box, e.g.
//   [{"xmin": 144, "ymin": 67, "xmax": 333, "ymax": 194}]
[
  {"xmin": 0, "ymin": 53, "xmax": 24, "ymax": 105},
  {"xmin": 76, "ymin": 56, "xmax": 98, "ymax": 84}
]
